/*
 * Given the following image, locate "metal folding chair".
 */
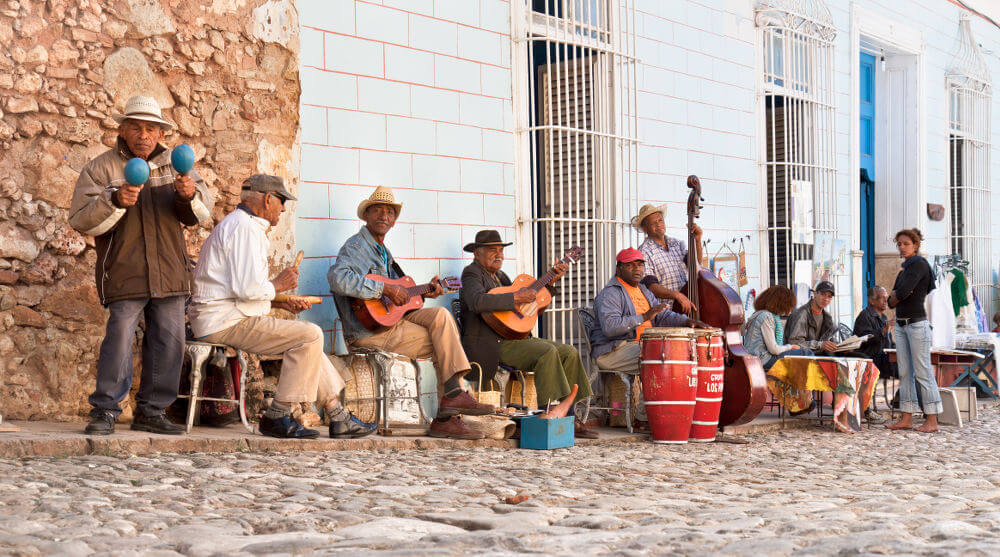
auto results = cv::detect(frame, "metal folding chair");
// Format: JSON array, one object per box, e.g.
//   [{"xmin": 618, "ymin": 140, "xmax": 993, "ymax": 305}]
[{"xmin": 576, "ymin": 306, "xmax": 638, "ymax": 433}]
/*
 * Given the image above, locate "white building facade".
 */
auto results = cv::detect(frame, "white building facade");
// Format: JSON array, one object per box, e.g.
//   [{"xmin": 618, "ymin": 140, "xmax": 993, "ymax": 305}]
[{"xmin": 294, "ymin": 0, "xmax": 1000, "ymax": 351}]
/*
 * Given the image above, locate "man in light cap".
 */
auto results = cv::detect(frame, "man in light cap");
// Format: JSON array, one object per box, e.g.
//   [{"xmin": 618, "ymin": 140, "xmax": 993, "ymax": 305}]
[
  {"xmin": 69, "ymin": 94, "xmax": 214, "ymax": 436},
  {"xmin": 189, "ymin": 175, "xmax": 376, "ymax": 439},
  {"xmin": 590, "ymin": 248, "xmax": 705, "ymax": 373},
  {"xmin": 329, "ymin": 186, "xmax": 494, "ymax": 440},
  {"xmin": 632, "ymin": 203, "xmax": 703, "ymax": 314}
]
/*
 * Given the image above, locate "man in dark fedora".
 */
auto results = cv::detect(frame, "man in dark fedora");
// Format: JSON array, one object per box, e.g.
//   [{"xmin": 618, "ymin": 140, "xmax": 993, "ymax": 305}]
[{"xmin": 458, "ymin": 230, "xmax": 597, "ymax": 438}]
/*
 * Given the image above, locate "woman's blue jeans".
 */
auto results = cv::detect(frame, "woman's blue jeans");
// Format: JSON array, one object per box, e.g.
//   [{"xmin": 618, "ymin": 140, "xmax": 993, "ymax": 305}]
[{"xmin": 895, "ymin": 320, "xmax": 942, "ymax": 415}]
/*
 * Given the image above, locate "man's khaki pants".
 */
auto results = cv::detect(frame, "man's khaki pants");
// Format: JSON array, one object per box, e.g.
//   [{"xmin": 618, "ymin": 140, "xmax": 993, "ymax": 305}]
[
  {"xmin": 350, "ymin": 307, "xmax": 468, "ymax": 396},
  {"xmin": 595, "ymin": 340, "xmax": 646, "ymax": 421},
  {"xmin": 202, "ymin": 316, "xmax": 345, "ymax": 405}
]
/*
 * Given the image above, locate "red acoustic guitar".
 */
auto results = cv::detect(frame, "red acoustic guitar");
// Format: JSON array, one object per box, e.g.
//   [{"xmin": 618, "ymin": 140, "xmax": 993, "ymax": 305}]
[
  {"xmin": 483, "ymin": 246, "xmax": 583, "ymax": 340},
  {"xmin": 352, "ymin": 275, "xmax": 461, "ymax": 330}
]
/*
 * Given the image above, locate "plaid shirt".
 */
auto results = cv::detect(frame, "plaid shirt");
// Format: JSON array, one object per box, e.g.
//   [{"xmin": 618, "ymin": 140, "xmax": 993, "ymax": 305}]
[{"xmin": 640, "ymin": 236, "xmax": 688, "ymax": 294}]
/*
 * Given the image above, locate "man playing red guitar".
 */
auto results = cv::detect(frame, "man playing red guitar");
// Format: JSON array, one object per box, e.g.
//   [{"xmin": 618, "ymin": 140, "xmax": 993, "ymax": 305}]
[
  {"xmin": 328, "ymin": 186, "xmax": 494, "ymax": 440},
  {"xmin": 458, "ymin": 230, "xmax": 598, "ymax": 438},
  {"xmin": 632, "ymin": 204, "xmax": 704, "ymax": 315}
]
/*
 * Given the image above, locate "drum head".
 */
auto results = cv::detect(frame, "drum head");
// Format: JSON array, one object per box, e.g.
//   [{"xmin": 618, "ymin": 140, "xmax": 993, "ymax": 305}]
[
  {"xmin": 693, "ymin": 327, "xmax": 723, "ymax": 338},
  {"xmin": 641, "ymin": 327, "xmax": 695, "ymax": 340}
]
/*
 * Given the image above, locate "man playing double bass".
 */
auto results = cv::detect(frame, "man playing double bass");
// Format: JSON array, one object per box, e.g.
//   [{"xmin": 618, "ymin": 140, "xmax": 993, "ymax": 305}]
[
  {"xmin": 328, "ymin": 186, "xmax": 494, "ymax": 440},
  {"xmin": 633, "ymin": 204, "xmax": 704, "ymax": 314},
  {"xmin": 459, "ymin": 230, "xmax": 597, "ymax": 438}
]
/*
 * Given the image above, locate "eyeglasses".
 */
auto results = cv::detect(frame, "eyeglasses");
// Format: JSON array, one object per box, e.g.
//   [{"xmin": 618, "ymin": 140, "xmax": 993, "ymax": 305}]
[{"xmin": 266, "ymin": 193, "xmax": 286, "ymax": 207}]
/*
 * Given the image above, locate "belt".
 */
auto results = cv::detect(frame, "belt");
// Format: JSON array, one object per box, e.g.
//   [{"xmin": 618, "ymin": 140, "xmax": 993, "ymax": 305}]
[{"xmin": 896, "ymin": 316, "xmax": 926, "ymax": 326}]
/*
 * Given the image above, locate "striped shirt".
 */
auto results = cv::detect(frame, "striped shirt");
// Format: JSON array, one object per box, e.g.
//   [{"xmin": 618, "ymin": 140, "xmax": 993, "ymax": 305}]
[{"xmin": 639, "ymin": 235, "xmax": 688, "ymax": 294}]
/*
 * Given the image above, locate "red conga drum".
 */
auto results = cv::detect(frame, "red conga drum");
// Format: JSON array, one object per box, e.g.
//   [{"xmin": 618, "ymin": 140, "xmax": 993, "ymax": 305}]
[
  {"xmin": 639, "ymin": 328, "xmax": 698, "ymax": 444},
  {"xmin": 689, "ymin": 328, "xmax": 725, "ymax": 442}
]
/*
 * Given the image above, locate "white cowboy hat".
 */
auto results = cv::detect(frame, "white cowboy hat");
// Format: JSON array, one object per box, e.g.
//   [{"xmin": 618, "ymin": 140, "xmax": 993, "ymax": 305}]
[
  {"xmin": 112, "ymin": 95, "xmax": 174, "ymax": 130},
  {"xmin": 630, "ymin": 203, "xmax": 666, "ymax": 230},
  {"xmin": 356, "ymin": 186, "xmax": 403, "ymax": 220}
]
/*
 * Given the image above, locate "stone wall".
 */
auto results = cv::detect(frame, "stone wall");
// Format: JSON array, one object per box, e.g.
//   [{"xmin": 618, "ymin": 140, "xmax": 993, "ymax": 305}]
[{"xmin": 0, "ymin": 0, "xmax": 300, "ymax": 420}]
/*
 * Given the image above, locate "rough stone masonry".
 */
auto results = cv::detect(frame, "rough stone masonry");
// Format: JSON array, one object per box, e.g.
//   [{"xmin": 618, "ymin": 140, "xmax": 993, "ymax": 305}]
[{"xmin": 0, "ymin": 0, "xmax": 301, "ymax": 421}]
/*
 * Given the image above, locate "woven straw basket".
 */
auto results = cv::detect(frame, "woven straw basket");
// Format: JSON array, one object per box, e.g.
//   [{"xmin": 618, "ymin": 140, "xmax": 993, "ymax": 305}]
[
  {"xmin": 504, "ymin": 372, "xmax": 538, "ymax": 410},
  {"xmin": 342, "ymin": 354, "xmax": 378, "ymax": 423},
  {"xmin": 462, "ymin": 414, "xmax": 517, "ymax": 440},
  {"xmin": 470, "ymin": 362, "xmax": 502, "ymax": 408},
  {"xmin": 608, "ymin": 374, "xmax": 641, "ymax": 428}
]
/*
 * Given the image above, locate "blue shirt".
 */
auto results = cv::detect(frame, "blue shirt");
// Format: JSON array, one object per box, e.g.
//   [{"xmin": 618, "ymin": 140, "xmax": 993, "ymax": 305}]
[{"xmin": 327, "ymin": 226, "xmax": 402, "ymax": 342}]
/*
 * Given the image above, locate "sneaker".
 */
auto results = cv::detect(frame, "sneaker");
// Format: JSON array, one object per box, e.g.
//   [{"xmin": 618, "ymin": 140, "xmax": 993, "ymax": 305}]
[
  {"xmin": 330, "ymin": 412, "xmax": 378, "ymax": 439},
  {"xmin": 428, "ymin": 416, "xmax": 485, "ymax": 440},
  {"xmin": 864, "ymin": 408, "xmax": 887, "ymax": 424},
  {"xmin": 85, "ymin": 411, "xmax": 115, "ymax": 435},
  {"xmin": 258, "ymin": 414, "xmax": 320, "ymax": 439},
  {"xmin": 131, "ymin": 412, "xmax": 186, "ymax": 435},
  {"xmin": 437, "ymin": 390, "xmax": 495, "ymax": 417}
]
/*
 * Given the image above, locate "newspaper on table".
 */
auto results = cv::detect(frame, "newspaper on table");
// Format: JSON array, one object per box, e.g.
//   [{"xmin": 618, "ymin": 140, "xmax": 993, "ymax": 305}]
[{"xmin": 831, "ymin": 334, "xmax": 871, "ymax": 353}]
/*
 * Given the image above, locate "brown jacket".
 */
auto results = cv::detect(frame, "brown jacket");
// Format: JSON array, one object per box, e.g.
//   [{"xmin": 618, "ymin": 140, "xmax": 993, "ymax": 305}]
[{"xmin": 68, "ymin": 138, "xmax": 214, "ymax": 305}]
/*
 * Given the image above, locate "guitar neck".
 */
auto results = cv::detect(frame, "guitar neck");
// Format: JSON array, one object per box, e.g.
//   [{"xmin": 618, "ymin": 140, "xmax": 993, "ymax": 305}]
[
  {"xmin": 405, "ymin": 283, "xmax": 435, "ymax": 298},
  {"xmin": 528, "ymin": 254, "xmax": 574, "ymax": 291}
]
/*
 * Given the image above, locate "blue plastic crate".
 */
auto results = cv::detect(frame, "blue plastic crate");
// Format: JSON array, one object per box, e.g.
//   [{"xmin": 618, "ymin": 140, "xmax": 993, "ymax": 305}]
[{"xmin": 517, "ymin": 416, "xmax": 574, "ymax": 450}]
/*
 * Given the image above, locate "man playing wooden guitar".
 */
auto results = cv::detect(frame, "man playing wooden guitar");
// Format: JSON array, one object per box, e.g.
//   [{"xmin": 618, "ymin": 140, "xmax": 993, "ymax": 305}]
[
  {"xmin": 458, "ymin": 230, "xmax": 597, "ymax": 438},
  {"xmin": 328, "ymin": 186, "xmax": 494, "ymax": 440}
]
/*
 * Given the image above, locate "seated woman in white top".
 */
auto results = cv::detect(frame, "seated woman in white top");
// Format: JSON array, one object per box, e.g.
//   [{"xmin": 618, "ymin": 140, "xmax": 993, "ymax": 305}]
[{"xmin": 742, "ymin": 285, "xmax": 813, "ymax": 370}]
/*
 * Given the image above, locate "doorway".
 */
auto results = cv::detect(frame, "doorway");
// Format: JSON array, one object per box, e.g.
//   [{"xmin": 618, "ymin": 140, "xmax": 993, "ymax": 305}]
[{"xmin": 859, "ymin": 52, "xmax": 876, "ymax": 295}]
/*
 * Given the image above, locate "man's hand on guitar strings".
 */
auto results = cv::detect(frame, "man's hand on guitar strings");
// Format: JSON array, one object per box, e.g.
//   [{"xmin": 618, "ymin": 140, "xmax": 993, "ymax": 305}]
[
  {"xmin": 381, "ymin": 284, "xmax": 409, "ymax": 306},
  {"xmin": 513, "ymin": 287, "xmax": 536, "ymax": 304}
]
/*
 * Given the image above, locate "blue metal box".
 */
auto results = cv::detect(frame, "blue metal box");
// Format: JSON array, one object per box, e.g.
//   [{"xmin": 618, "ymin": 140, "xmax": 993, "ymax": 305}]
[{"xmin": 517, "ymin": 416, "xmax": 574, "ymax": 450}]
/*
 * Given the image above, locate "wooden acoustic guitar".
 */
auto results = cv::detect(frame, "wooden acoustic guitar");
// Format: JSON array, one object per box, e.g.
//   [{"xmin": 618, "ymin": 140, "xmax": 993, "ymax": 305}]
[
  {"xmin": 352, "ymin": 275, "xmax": 461, "ymax": 331},
  {"xmin": 482, "ymin": 246, "xmax": 583, "ymax": 340}
]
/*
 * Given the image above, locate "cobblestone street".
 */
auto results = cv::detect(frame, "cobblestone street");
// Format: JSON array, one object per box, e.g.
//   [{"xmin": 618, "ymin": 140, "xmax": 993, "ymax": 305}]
[{"xmin": 3, "ymin": 409, "xmax": 1000, "ymax": 555}]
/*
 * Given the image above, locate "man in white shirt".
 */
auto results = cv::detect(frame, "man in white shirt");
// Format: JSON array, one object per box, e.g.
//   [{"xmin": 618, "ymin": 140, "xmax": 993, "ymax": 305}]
[{"xmin": 189, "ymin": 174, "xmax": 376, "ymax": 439}]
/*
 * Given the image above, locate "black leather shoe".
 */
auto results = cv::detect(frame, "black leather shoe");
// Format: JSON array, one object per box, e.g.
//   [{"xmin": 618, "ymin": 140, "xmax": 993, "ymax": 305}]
[
  {"xmin": 330, "ymin": 412, "xmax": 378, "ymax": 439},
  {"xmin": 85, "ymin": 411, "xmax": 115, "ymax": 435},
  {"xmin": 131, "ymin": 412, "xmax": 186, "ymax": 435},
  {"xmin": 258, "ymin": 414, "xmax": 320, "ymax": 439}
]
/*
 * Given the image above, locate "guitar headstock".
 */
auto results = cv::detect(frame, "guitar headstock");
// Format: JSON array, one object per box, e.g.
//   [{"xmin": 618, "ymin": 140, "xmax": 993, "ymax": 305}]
[
  {"xmin": 440, "ymin": 276, "xmax": 462, "ymax": 293},
  {"xmin": 564, "ymin": 245, "xmax": 584, "ymax": 264}
]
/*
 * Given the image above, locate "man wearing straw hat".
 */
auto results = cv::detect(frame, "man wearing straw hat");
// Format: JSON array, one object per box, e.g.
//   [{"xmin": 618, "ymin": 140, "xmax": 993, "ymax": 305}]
[
  {"xmin": 189, "ymin": 175, "xmax": 377, "ymax": 440},
  {"xmin": 458, "ymin": 229, "xmax": 598, "ymax": 438},
  {"xmin": 632, "ymin": 204, "xmax": 703, "ymax": 315},
  {"xmin": 329, "ymin": 186, "xmax": 494, "ymax": 440},
  {"xmin": 68, "ymin": 95, "xmax": 214, "ymax": 436}
]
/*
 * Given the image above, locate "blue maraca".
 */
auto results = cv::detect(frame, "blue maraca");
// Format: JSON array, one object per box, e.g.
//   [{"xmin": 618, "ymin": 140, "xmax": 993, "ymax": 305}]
[
  {"xmin": 123, "ymin": 157, "xmax": 150, "ymax": 186},
  {"xmin": 171, "ymin": 144, "xmax": 195, "ymax": 175}
]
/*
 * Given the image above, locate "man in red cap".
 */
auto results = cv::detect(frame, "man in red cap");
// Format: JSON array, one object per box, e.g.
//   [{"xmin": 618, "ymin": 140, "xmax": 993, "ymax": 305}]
[{"xmin": 588, "ymin": 248, "xmax": 705, "ymax": 372}]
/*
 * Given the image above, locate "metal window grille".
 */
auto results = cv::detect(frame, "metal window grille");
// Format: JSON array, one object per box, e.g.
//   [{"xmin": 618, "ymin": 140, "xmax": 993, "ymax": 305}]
[
  {"xmin": 755, "ymin": 1, "xmax": 837, "ymax": 308},
  {"xmin": 947, "ymin": 15, "xmax": 993, "ymax": 317},
  {"xmin": 512, "ymin": 0, "xmax": 639, "ymax": 345}
]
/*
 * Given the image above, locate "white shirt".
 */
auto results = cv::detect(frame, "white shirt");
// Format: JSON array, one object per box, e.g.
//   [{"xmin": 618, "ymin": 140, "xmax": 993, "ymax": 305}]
[{"xmin": 189, "ymin": 207, "xmax": 275, "ymax": 337}]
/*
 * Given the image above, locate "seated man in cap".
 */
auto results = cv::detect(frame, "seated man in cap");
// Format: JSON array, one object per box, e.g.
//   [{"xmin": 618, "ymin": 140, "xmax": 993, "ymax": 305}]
[
  {"xmin": 633, "ymin": 203, "xmax": 703, "ymax": 315},
  {"xmin": 785, "ymin": 281, "xmax": 840, "ymax": 356},
  {"xmin": 69, "ymin": 94, "xmax": 214, "ymax": 435},
  {"xmin": 459, "ymin": 230, "xmax": 598, "ymax": 438},
  {"xmin": 328, "ymin": 186, "xmax": 494, "ymax": 440},
  {"xmin": 189, "ymin": 175, "xmax": 376, "ymax": 439},
  {"xmin": 590, "ymin": 248, "xmax": 705, "ymax": 373}
]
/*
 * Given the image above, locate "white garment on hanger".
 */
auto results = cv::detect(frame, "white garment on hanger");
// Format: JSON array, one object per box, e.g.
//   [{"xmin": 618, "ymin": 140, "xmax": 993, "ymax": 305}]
[
  {"xmin": 956, "ymin": 284, "xmax": 979, "ymax": 334},
  {"xmin": 926, "ymin": 272, "xmax": 956, "ymax": 350}
]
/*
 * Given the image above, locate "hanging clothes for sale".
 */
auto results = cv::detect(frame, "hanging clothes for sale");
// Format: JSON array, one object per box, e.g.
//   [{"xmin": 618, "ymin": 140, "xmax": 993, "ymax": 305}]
[
  {"xmin": 972, "ymin": 289, "xmax": 989, "ymax": 333},
  {"xmin": 926, "ymin": 271, "xmax": 956, "ymax": 349},
  {"xmin": 950, "ymin": 269, "xmax": 969, "ymax": 317}
]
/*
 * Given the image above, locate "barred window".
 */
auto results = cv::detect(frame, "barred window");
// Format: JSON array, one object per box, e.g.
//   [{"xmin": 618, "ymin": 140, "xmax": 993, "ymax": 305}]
[
  {"xmin": 511, "ymin": 0, "xmax": 639, "ymax": 344},
  {"xmin": 947, "ymin": 14, "xmax": 993, "ymax": 316},
  {"xmin": 755, "ymin": 1, "xmax": 836, "ymax": 293}
]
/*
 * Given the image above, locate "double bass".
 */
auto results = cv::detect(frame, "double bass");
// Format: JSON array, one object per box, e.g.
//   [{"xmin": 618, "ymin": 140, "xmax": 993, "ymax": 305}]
[{"xmin": 676, "ymin": 175, "xmax": 767, "ymax": 427}]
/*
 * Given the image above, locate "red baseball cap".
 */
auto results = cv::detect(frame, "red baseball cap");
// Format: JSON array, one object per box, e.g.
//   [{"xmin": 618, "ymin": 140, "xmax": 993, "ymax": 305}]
[{"xmin": 616, "ymin": 247, "xmax": 645, "ymax": 263}]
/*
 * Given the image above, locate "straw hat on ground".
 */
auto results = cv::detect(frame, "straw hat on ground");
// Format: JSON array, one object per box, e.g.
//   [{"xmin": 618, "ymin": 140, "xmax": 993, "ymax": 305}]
[
  {"xmin": 630, "ymin": 203, "xmax": 666, "ymax": 230},
  {"xmin": 112, "ymin": 95, "xmax": 174, "ymax": 130},
  {"xmin": 356, "ymin": 186, "xmax": 403, "ymax": 220}
]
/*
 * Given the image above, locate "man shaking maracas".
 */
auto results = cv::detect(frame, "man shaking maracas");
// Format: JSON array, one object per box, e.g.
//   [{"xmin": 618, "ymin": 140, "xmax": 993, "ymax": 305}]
[{"xmin": 68, "ymin": 95, "xmax": 214, "ymax": 436}]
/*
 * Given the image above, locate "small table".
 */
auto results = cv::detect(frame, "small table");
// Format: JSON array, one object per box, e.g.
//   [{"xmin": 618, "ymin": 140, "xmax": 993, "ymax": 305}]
[
  {"xmin": 884, "ymin": 348, "xmax": 987, "ymax": 390},
  {"xmin": 767, "ymin": 356, "xmax": 879, "ymax": 433}
]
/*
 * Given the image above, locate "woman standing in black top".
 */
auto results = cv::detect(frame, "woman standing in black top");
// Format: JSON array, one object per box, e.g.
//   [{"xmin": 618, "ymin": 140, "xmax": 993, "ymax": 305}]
[{"xmin": 886, "ymin": 228, "xmax": 942, "ymax": 433}]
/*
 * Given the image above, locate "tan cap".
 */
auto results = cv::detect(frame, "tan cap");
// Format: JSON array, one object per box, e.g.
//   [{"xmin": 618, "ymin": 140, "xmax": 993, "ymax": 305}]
[{"xmin": 356, "ymin": 186, "xmax": 402, "ymax": 220}]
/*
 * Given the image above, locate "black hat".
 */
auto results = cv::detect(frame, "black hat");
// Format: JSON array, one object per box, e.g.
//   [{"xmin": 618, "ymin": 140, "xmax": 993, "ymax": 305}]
[
  {"xmin": 814, "ymin": 281, "xmax": 835, "ymax": 295},
  {"xmin": 463, "ymin": 230, "xmax": 513, "ymax": 253},
  {"xmin": 242, "ymin": 174, "xmax": 297, "ymax": 202}
]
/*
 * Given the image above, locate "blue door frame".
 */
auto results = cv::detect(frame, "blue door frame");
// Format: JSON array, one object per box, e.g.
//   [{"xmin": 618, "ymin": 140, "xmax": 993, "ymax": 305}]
[{"xmin": 859, "ymin": 53, "xmax": 876, "ymax": 294}]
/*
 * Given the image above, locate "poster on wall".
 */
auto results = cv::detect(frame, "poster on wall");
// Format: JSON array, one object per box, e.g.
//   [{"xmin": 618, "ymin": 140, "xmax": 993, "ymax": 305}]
[
  {"xmin": 790, "ymin": 180, "xmax": 814, "ymax": 245},
  {"xmin": 712, "ymin": 255, "xmax": 741, "ymax": 295},
  {"xmin": 812, "ymin": 232, "xmax": 834, "ymax": 285},
  {"xmin": 794, "ymin": 260, "xmax": 813, "ymax": 307}
]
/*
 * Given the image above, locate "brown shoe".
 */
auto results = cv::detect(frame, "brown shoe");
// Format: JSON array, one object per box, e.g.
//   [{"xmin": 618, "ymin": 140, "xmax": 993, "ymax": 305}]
[
  {"xmin": 428, "ymin": 416, "xmax": 486, "ymax": 440},
  {"xmin": 437, "ymin": 390, "xmax": 495, "ymax": 417},
  {"xmin": 575, "ymin": 420, "xmax": 599, "ymax": 439}
]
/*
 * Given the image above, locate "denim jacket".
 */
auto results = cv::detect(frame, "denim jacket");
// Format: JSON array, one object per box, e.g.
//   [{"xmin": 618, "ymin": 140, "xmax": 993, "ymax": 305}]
[
  {"xmin": 327, "ymin": 226, "xmax": 405, "ymax": 342},
  {"xmin": 589, "ymin": 276, "xmax": 689, "ymax": 359}
]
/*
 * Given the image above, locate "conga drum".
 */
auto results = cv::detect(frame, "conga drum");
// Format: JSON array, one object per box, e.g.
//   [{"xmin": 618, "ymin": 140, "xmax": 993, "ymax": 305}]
[
  {"xmin": 639, "ymin": 328, "xmax": 698, "ymax": 444},
  {"xmin": 689, "ymin": 328, "xmax": 725, "ymax": 442}
]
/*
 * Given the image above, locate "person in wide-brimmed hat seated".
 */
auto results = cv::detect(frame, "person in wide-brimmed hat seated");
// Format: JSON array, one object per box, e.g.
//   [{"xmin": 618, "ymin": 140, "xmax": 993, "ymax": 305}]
[
  {"xmin": 631, "ymin": 203, "xmax": 703, "ymax": 315},
  {"xmin": 458, "ymin": 230, "xmax": 598, "ymax": 438},
  {"xmin": 328, "ymin": 186, "xmax": 495, "ymax": 440}
]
